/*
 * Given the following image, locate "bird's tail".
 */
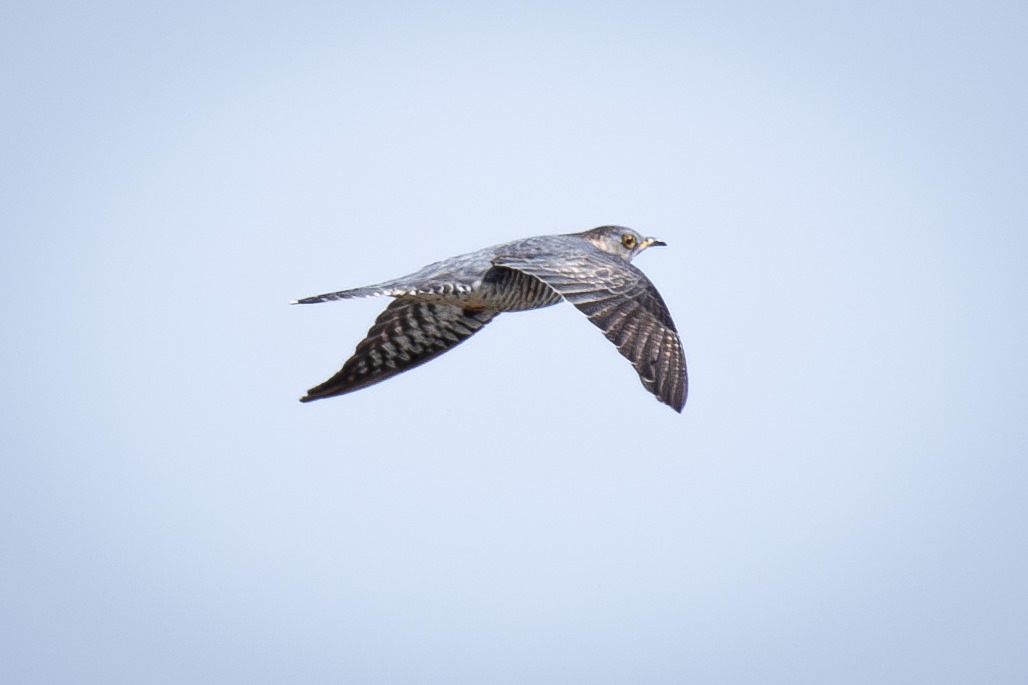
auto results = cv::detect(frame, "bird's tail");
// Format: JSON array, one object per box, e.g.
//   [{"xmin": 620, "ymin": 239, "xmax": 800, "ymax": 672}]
[{"xmin": 290, "ymin": 282, "xmax": 404, "ymax": 305}]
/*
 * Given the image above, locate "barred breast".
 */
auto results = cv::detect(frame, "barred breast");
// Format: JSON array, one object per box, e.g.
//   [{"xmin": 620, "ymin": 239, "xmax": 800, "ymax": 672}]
[{"xmin": 473, "ymin": 266, "xmax": 563, "ymax": 312}]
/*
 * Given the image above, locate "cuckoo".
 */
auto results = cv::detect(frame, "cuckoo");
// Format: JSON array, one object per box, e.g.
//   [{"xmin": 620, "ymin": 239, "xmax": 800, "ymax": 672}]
[{"xmin": 293, "ymin": 226, "xmax": 688, "ymax": 411}]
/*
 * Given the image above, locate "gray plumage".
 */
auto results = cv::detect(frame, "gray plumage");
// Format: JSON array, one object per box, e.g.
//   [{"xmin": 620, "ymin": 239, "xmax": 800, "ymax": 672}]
[{"xmin": 293, "ymin": 225, "xmax": 688, "ymax": 412}]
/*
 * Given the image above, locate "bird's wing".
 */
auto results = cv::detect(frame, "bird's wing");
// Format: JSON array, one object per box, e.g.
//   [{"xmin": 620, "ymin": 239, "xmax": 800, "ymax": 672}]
[
  {"xmin": 493, "ymin": 249, "xmax": 687, "ymax": 411},
  {"xmin": 300, "ymin": 299, "xmax": 496, "ymax": 402}
]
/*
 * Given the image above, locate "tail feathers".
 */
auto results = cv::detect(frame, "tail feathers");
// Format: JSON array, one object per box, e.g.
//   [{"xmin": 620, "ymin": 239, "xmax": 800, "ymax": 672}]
[{"xmin": 291, "ymin": 285, "xmax": 397, "ymax": 305}]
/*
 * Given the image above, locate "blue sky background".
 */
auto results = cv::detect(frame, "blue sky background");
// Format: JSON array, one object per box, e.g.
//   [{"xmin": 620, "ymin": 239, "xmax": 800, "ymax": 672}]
[{"xmin": 2, "ymin": 1, "xmax": 1026, "ymax": 683}]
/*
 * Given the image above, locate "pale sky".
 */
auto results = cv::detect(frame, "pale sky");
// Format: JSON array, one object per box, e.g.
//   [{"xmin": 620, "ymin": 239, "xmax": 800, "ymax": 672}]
[{"xmin": 2, "ymin": 1, "xmax": 1027, "ymax": 683}]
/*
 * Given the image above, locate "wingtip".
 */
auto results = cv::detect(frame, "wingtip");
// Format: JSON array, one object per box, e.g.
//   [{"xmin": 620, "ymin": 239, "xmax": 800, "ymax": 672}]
[{"xmin": 665, "ymin": 391, "xmax": 686, "ymax": 413}]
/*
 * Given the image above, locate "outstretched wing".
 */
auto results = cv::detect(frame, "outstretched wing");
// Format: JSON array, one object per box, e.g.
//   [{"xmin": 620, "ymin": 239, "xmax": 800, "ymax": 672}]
[
  {"xmin": 301, "ymin": 299, "xmax": 497, "ymax": 402},
  {"xmin": 493, "ymin": 249, "xmax": 687, "ymax": 412}
]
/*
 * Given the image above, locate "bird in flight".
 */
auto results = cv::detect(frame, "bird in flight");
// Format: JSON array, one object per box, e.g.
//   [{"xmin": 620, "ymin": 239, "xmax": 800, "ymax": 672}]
[{"xmin": 293, "ymin": 225, "xmax": 687, "ymax": 412}]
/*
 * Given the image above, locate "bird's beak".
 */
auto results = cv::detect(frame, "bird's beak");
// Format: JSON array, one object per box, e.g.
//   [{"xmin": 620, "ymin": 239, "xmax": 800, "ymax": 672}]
[{"xmin": 642, "ymin": 237, "xmax": 667, "ymax": 249}]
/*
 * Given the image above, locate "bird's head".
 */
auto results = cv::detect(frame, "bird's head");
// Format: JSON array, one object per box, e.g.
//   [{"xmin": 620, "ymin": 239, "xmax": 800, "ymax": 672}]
[{"xmin": 578, "ymin": 225, "xmax": 666, "ymax": 261}]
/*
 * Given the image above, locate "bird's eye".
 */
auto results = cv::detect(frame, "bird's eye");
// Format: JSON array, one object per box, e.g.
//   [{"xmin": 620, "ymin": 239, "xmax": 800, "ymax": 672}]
[{"xmin": 621, "ymin": 234, "xmax": 637, "ymax": 249}]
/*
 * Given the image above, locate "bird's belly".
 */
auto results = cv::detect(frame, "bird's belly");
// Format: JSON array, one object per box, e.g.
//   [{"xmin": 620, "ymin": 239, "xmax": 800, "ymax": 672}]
[
  {"xmin": 407, "ymin": 267, "xmax": 561, "ymax": 312},
  {"xmin": 472, "ymin": 267, "xmax": 563, "ymax": 312}
]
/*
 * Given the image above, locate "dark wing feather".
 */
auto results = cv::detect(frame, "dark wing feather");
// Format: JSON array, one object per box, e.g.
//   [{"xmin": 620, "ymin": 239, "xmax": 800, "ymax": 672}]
[
  {"xmin": 493, "ymin": 249, "xmax": 687, "ymax": 412},
  {"xmin": 301, "ymin": 299, "xmax": 496, "ymax": 402}
]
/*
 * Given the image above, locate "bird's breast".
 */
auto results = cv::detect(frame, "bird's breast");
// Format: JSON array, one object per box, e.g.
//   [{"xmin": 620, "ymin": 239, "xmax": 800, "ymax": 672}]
[{"xmin": 475, "ymin": 266, "xmax": 563, "ymax": 312}]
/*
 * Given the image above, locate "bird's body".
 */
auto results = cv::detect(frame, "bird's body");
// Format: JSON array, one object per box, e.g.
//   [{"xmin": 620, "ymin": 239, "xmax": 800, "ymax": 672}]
[
  {"xmin": 294, "ymin": 226, "xmax": 688, "ymax": 411},
  {"xmin": 296, "ymin": 237, "xmax": 565, "ymax": 311}
]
